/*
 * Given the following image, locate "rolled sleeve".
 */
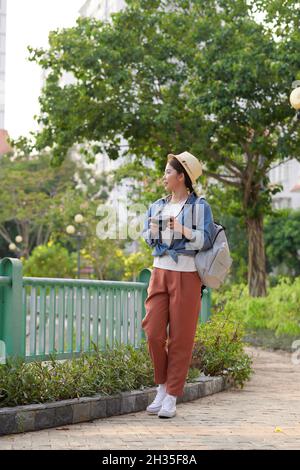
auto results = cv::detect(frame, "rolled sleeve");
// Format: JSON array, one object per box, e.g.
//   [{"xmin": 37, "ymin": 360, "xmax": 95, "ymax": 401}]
[{"xmin": 141, "ymin": 206, "xmax": 158, "ymax": 247}]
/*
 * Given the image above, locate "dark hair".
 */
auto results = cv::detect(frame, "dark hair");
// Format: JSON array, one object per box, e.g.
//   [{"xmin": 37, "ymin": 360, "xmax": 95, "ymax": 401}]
[{"xmin": 167, "ymin": 156, "xmax": 199, "ymax": 197}]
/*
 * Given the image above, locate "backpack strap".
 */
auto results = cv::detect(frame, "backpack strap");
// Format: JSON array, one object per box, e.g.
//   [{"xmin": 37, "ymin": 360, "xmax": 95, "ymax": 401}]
[
  {"xmin": 191, "ymin": 197, "xmax": 227, "ymax": 247},
  {"xmin": 192, "ymin": 195, "xmax": 206, "ymax": 229},
  {"xmin": 212, "ymin": 226, "xmax": 225, "ymax": 244}
]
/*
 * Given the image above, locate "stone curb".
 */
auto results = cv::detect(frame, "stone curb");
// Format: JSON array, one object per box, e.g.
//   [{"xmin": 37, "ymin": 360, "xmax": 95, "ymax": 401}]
[{"xmin": 0, "ymin": 375, "xmax": 233, "ymax": 436}]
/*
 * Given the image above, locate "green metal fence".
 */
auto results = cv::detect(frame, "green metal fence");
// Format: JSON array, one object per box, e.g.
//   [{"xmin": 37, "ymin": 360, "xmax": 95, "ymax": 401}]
[{"xmin": 0, "ymin": 258, "xmax": 211, "ymax": 363}]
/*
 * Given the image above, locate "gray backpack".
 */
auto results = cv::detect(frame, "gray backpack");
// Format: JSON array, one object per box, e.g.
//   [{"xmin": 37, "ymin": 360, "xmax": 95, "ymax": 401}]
[{"xmin": 193, "ymin": 196, "xmax": 233, "ymax": 288}]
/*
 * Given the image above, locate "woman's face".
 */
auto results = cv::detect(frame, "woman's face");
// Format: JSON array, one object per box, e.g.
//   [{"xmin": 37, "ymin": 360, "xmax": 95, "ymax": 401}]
[{"xmin": 162, "ymin": 162, "xmax": 184, "ymax": 192}]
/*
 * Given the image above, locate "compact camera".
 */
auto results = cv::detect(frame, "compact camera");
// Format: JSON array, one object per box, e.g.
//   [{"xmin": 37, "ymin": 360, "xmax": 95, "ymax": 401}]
[{"xmin": 150, "ymin": 214, "xmax": 174, "ymax": 231}]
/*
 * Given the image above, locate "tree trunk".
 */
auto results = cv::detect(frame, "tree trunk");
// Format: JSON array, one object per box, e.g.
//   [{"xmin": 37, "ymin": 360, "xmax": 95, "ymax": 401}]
[
  {"xmin": 246, "ymin": 215, "xmax": 267, "ymax": 297},
  {"xmin": 20, "ymin": 221, "xmax": 30, "ymax": 260}
]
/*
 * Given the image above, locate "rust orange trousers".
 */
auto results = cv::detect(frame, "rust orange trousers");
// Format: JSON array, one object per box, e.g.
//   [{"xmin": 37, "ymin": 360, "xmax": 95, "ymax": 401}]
[{"xmin": 141, "ymin": 267, "xmax": 202, "ymax": 397}]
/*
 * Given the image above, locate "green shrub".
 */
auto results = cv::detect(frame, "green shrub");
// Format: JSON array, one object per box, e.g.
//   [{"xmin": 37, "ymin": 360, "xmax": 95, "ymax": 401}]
[
  {"xmin": 212, "ymin": 276, "xmax": 300, "ymax": 337},
  {"xmin": 0, "ymin": 316, "xmax": 254, "ymax": 407},
  {"xmin": 0, "ymin": 341, "xmax": 155, "ymax": 407},
  {"xmin": 22, "ymin": 242, "xmax": 77, "ymax": 278},
  {"xmin": 192, "ymin": 308, "xmax": 253, "ymax": 389}
]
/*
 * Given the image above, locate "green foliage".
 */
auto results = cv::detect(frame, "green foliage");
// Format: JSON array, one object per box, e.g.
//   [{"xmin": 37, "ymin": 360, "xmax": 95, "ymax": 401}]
[
  {"xmin": 252, "ymin": 0, "xmax": 300, "ymax": 37},
  {"xmin": 0, "ymin": 342, "xmax": 155, "ymax": 407},
  {"xmin": 212, "ymin": 277, "xmax": 300, "ymax": 337},
  {"xmin": 123, "ymin": 246, "xmax": 153, "ymax": 280},
  {"xmin": 264, "ymin": 209, "xmax": 300, "ymax": 276},
  {"xmin": 192, "ymin": 307, "xmax": 253, "ymax": 389},
  {"xmin": 0, "ymin": 321, "xmax": 253, "ymax": 407},
  {"xmin": 10, "ymin": 0, "xmax": 300, "ymax": 295},
  {"xmin": 80, "ymin": 242, "xmax": 127, "ymax": 281},
  {"xmin": 110, "ymin": 157, "xmax": 163, "ymax": 207},
  {"xmin": 204, "ymin": 183, "xmax": 300, "ymax": 283},
  {"xmin": 0, "ymin": 152, "xmax": 111, "ymax": 261},
  {"xmin": 13, "ymin": 0, "xmax": 300, "ymax": 216},
  {"xmin": 1, "ymin": 156, "xmax": 127, "ymax": 281},
  {"xmin": 0, "ymin": 153, "xmax": 77, "ymax": 259},
  {"xmin": 22, "ymin": 242, "xmax": 77, "ymax": 278}
]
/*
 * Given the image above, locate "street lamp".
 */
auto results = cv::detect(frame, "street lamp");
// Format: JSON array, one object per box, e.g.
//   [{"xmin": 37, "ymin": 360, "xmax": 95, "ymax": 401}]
[
  {"xmin": 66, "ymin": 214, "xmax": 87, "ymax": 279},
  {"xmin": 289, "ymin": 81, "xmax": 300, "ymax": 193},
  {"xmin": 9, "ymin": 243, "xmax": 17, "ymax": 252},
  {"xmin": 289, "ymin": 80, "xmax": 300, "ymax": 119},
  {"xmin": 66, "ymin": 225, "xmax": 76, "ymax": 235},
  {"xmin": 8, "ymin": 235, "xmax": 23, "ymax": 258},
  {"xmin": 74, "ymin": 214, "xmax": 84, "ymax": 224}
]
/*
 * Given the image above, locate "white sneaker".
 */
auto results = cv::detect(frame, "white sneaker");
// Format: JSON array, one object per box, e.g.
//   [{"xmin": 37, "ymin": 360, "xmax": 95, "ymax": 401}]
[
  {"xmin": 158, "ymin": 393, "xmax": 177, "ymax": 418},
  {"xmin": 146, "ymin": 384, "xmax": 167, "ymax": 414}
]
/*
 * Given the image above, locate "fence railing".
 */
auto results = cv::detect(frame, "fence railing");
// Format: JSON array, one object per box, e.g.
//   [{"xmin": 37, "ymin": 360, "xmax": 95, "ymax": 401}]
[{"xmin": 0, "ymin": 258, "xmax": 211, "ymax": 363}]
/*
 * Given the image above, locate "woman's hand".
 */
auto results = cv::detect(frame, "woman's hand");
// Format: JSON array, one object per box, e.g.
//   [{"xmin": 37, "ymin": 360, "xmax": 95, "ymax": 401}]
[
  {"xmin": 149, "ymin": 217, "xmax": 159, "ymax": 237},
  {"xmin": 167, "ymin": 216, "xmax": 183, "ymax": 233},
  {"xmin": 167, "ymin": 216, "xmax": 193, "ymax": 240}
]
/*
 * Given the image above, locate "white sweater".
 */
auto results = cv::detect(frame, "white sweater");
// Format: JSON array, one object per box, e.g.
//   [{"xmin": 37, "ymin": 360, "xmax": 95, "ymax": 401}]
[{"xmin": 153, "ymin": 199, "xmax": 197, "ymax": 272}]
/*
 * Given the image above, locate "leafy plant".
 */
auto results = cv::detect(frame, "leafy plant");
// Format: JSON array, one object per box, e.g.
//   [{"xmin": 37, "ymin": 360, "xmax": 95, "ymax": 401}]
[
  {"xmin": 22, "ymin": 242, "xmax": 77, "ymax": 278},
  {"xmin": 14, "ymin": 0, "xmax": 300, "ymax": 296},
  {"xmin": 212, "ymin": 276, "xmax": 300, "ymax": 338},
  {"xmin": 0, "ymin": 342, "xmax": 155, "ymax": 407},
  {"xmin": 0, "ymin": 322, "xmax": 253, "ymax": 407},
  {"xmin": 192, "ymin": 308, "xmax": 253, "ymax": 389}
]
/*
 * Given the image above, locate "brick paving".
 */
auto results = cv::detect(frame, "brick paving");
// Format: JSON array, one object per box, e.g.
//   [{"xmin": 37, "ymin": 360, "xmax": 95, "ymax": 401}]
[{"xmin": 0, "ymin": 346, "xmax": 300, "ymax": 450}]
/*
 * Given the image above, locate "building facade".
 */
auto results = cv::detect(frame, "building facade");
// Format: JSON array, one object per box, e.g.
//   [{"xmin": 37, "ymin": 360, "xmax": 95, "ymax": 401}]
[
  {"xmin": 268, "ymin": 158, "xmax": 300, "ymax": 210},
  {"xmin": 79, "ymin": 0, "xmax": 125, "ymax": 21},
  {"xmin": 0, "ymin": 0, "xmax": 7, "ymax": 129}
]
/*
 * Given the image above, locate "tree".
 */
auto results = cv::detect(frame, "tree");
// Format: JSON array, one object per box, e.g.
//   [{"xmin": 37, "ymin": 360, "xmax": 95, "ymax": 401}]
[
  {"xmin": 264, "ymin": 208, "xmax": 300, "ymax": 277},
  {"xmin": 253, "ymin": 0, "xmax": 300, "ymax": 37},
  {"xmin": 0, "ymin": 152, "xmax": 77, "ymax": 258},
  {"xmin": 123, "ymin": 246, "xmax": 154, "ymax": 281},
  {"xmin": 0, "ymin": 151, "xmax": 112, "ymax": 260},
  {"xmin": 22, "ymin": 242, "xmax": 77, "ymax": 278},
  {"xmin": 12, "ymin": 0, "xmax": 300, "ymax": 296}
]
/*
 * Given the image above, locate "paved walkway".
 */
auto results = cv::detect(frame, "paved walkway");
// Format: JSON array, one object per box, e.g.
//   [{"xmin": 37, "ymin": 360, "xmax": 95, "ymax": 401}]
[{"xmin": 1, "ymin": 346, "xmax": 300, "ymax": 450}]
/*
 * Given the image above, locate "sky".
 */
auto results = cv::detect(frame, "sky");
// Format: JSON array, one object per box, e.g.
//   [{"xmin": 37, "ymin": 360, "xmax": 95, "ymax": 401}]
[
  {"xmin": 4, "ymin": 1, "xmax": 265, "ymax": 141},
  {"xmin": 5, "ymin": 0, "xmax": 84, "ymax": 139}
]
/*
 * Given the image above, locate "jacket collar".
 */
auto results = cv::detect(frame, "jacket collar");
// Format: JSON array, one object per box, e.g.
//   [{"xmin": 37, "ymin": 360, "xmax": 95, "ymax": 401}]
[{"xmin": 161, "ymin": 192, "xmax": 196, "ymax": 204}]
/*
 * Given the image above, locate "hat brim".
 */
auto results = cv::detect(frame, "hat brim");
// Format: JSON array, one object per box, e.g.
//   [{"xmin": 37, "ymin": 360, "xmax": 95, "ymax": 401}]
[{"xmin": 167, "ymin": 153, "xmax": 196, "ymax": 184}]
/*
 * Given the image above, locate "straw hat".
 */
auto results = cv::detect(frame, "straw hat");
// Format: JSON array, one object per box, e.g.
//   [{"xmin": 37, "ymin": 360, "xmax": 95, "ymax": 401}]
[{"xmin": 167, "ymin": 151, "xmax": 203, "ymax": 184}]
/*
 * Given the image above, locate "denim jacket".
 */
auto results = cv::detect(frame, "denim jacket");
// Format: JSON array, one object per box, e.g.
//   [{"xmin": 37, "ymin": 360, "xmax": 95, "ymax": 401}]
[{"xmin": 141, "ymin": 192, "xmax": 217, "ymax": 263}]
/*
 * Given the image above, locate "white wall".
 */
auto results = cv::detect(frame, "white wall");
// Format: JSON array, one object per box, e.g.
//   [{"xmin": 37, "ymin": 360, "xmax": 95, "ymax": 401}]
[
  {"xmin": 0, "ymin": 0, "xmax": 7, "ymax": 129},
  {"xmin": 79, "ymin": 0, "xmax": 134, "ymax": 236},
  {"xmin": 80, "ymin": 0, "xmax": 126, "ymax": 20},
  {"xmin": 268, "ymin": 158, "xmax": 300, "ymax": 210}
]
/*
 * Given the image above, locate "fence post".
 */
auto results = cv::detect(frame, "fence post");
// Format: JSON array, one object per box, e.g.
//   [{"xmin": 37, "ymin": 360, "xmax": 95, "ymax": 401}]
[
  {"xmin": 138, "ymin": 268, "xmax": 152, "ymax": 341},
  {"xmin": 200, "ymin": 287, "xmax": 212, "ymax": 323},
  {"xmin": 0, "ymin": 258, "xmax": 25, "ymax": 360}
]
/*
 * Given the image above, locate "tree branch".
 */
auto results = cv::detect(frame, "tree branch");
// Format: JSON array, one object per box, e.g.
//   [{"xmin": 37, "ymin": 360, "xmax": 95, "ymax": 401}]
[
  {"xmin": 0, "ymin": 224, "xmax": 12, "ymax": 244},
  {"xmin": 204, "ymin": 171, "xmax": 241, "ymax": 187},
  {"xmin": 223, "ymin": 161, "xmax": 243, "ymax": 178},
  {"xmin": 268, "ymin": 156, "xmax": 294, "ymax": 173},
  {"xmin": 43, "ymin": 227, "xmax": 51, "ymax": 245},
  {"xmin": 36, "ymin": 224, "xmax": 44, "ymax": 246},
  {"xmin": 206, "ymin": 148, "xmax": 244, "ymax": 176}
]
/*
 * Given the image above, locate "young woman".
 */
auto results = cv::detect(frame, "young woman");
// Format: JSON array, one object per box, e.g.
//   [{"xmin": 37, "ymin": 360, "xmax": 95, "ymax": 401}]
[{"xmin": 141, "ymin": 151, "xmax": 216, "ymax": 419}]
